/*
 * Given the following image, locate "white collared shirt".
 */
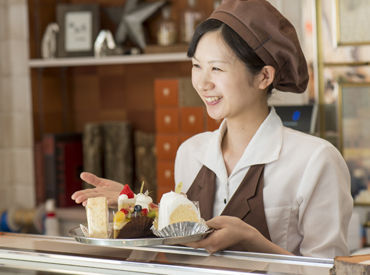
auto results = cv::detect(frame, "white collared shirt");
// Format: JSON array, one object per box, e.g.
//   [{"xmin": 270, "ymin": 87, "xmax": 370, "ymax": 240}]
[{"xmin": 174, "ymin": 107, "xmax": 353, "ymax": 258}]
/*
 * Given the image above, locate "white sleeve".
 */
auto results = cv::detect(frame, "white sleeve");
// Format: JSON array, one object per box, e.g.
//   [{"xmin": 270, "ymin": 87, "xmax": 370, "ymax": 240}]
[{"xmin": 297, "ymin": 144, "xmax": 353, "ymax": 257}]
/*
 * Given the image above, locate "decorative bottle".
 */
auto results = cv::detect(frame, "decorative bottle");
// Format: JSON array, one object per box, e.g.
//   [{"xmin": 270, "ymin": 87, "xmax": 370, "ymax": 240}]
[
  {"xmin": 44, "ymin": 199, "xmax": 60, "ymax": 236},
  {"xmin": 180, "ymin": 0, "xmax": 203, "ymax": 43},
  {"xmin": 157, "ymin": 6, "xmax": 177, "ymax": 46}
]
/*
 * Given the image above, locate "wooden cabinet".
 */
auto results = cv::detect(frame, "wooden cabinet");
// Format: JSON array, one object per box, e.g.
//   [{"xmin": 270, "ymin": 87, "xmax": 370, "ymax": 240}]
[{"xmin": 28, "ymin": 0, "xmax": 216, "ymax": 141}]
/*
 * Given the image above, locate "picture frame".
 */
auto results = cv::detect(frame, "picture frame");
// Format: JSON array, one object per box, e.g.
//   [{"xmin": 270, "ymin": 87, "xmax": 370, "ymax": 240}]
[
  {"xmin": 335, "ymin": 0, "xmax": 370, "ymax": 46},
  {"xmin": 57, "ymin": 4, "xmax": 99, "ymax": 57},
  {"xmin": 337, "ymin": 82, "xmax": 370, "ymax": 199}
]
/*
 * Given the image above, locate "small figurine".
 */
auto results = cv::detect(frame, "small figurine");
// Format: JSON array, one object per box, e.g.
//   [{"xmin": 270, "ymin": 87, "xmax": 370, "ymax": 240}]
[
  {"xmin": 41, "ymin": 23, "xmax": 59, "ymax": 59},
  {"xmin": 94, "ymin": 29, "xmax": 117, "ymax": 57}
]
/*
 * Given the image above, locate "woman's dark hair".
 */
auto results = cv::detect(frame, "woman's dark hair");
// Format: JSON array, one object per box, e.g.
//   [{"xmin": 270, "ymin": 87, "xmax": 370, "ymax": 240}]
[{"xmin": 187, "ymin": 19, "xmax": 274, "ymax": 94}]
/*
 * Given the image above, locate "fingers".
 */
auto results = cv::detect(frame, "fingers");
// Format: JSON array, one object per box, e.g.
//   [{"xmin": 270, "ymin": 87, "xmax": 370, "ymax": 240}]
[
  {"xmin": 80, "ymin": 172, "xmax": 105, "ymax": 188},
  {"xmin": 185, "ymin": 232, "xmax": 220, "ymax": 254},
  {"xmin": 206, "ymin": 216, "xmax": 229, "ymax": 229},
  {"xmin": 188, "ymin": 238, "xmax": 210, "ymax": 249},
  {"xmin": 184, "ymin": 242, "xmax": 200, "ymax": 248},
  {"xmin": 187, "ymin": 219, "xmax": 245, "ymax": 254},
  {"xmin": 71, "ymin": 188, "xmax": 100, "ymax": 204},
  {"xmin": 71, "ymin": 192, "xmax": 86, "ymax": 204},
  {"xmin": 185, "ymin": 242, "xmax": 216, "ymax": 254},
  {"xmin": 206, "ymin": 216, "xmax": 242, "ymax": 230}
]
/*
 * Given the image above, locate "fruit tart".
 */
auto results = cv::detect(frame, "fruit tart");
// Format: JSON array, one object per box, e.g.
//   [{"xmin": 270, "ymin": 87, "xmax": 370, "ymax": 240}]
[{"xmin": 113, "ymin": 184, "xmax": 158, "ymax": 239}]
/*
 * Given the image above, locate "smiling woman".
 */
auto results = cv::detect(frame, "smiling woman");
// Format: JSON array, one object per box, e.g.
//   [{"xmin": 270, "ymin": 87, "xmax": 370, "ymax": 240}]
[
  {"xmin": 189, "ymin": 24, "xmax": 273, "ymax": 124},
  {"xmin": 71, "ymin": 0, "xmax": 353, "ymax": 258},
  {"xmin": 174, "ymin": 0, "xmax": 352, "ymax": 258}
]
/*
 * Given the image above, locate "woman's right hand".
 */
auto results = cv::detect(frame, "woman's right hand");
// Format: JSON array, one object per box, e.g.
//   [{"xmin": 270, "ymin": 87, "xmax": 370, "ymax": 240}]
[{"xmin": 71, "ymin": 172, "xmax": 123, "ymax": 207}]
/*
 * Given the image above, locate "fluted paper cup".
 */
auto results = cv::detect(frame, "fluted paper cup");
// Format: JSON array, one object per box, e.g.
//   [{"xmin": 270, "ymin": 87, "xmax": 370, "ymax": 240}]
[
  {"xmin": 116, "ymin": 216, "xmax": 154, "ymax": 238},
  {"xmin": 151, "ymin": 221, "xmax": 209, "ymax": 238},
  {"xmin": 80, "ymin": 223, "xmax": 112, "ymax": 238}
]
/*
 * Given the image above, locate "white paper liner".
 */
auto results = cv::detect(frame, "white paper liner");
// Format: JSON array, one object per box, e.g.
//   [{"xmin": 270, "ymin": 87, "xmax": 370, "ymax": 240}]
[
  {"xmin": 80, "ymin": 223, "xmax": 112, "ymax": 238},
  {"xmin": 80, "ymin": 224, "xmax": 89, "ymax": 237},
  {"xmin": 151, "ymin": 221, "xmax": 209, "ymax": 238}
]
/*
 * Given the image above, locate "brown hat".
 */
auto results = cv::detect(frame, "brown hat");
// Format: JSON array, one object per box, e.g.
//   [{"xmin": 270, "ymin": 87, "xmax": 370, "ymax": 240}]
[{"xmin": 209, "ymin": 0, "xmax": 308, "ymax": 93}]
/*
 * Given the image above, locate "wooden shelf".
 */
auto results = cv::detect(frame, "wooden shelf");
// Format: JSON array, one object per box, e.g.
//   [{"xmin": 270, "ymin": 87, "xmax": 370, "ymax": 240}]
[
  {"xmin": 354, "ymin": 202, "xmax": 370, "ymax": 207},
  {"xmin": 29, "ymin": 52, "xmax": 190, "ymax": 68}
]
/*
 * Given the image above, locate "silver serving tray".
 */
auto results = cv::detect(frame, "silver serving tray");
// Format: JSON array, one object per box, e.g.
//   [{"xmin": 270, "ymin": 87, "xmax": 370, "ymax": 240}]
[{"xmin": 68, "ymin": 226, "xmax": 212, "ymax": 247}]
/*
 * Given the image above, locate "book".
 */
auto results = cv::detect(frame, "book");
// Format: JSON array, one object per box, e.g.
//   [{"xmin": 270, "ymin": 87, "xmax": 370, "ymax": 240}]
[
  {"xmin": 82, "ymin": 123, "xmax": 104, "ymax": 189},
  {"xmin": 103, "ymin": 122, "xmax": 134, "ymax": 189},
  {"xmin": 82, "ymin": 122, "xmax": 134, "ymax": 190},
  {"xmin": 34, "ymin": 141, "xmax": 45, "ymax": 205},
  {"xmin": 56, "ymin": 138, "xmax": 83, "ymax": 207},
  {"xmin": 134, "ymin": 131, "xmax": 157, "ymax": 201},
  {"xmin": 42, "ymin": 133, "xmax": 83, "ymax": 207},
  {"xmin": 330, "ymin": 254, "xmax": 370, "ymax": 274}
]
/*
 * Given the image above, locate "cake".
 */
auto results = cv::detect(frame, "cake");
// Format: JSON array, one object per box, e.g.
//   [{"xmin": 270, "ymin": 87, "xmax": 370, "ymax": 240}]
[
  {"xmin": 113, "ymin": 184, "xmax": 158, "ymax": 239},
  {"xmin": 157, "ymin": 191, "xmax": 201, "ymax": 230},
  {"xmin": 85, "ymin": 197, "xmax": 109, "ymax": 238},
  {"xmin": 117, "ymin": 184, "xmax": 136, "ymax": 210}
]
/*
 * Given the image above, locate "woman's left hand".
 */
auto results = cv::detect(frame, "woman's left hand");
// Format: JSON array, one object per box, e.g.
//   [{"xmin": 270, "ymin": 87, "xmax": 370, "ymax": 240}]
[{"xmin": 186, "ymin": 216, "xmax": 257, "ymax": 254}]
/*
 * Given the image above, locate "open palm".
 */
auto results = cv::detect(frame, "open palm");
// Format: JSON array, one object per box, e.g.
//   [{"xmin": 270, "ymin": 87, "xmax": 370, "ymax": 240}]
[{"xmin": 71, "ymin": 172, "xmax": 124, "ymax": 207}]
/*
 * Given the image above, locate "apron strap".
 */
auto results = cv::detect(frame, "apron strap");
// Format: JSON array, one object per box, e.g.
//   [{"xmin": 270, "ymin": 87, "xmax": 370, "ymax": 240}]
[{"xmin": 186, "ymin": 166, "xmax": 216, "ymax": 221}]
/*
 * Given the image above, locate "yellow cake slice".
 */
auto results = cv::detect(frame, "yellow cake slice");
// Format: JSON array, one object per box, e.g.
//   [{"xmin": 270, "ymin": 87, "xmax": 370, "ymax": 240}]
[
  {"xmin": 157, "ymin": 191, "xmax": 201, "ymax": 230},
  {"xmin": 86, "ymin": 197, "xmax": 109, "ymax": 238}
]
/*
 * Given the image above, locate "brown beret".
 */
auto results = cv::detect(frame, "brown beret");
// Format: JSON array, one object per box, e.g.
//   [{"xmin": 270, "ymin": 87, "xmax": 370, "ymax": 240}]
[{"xmin": 209, "ymin": 0, "xmax": 309, "ymax": 93}]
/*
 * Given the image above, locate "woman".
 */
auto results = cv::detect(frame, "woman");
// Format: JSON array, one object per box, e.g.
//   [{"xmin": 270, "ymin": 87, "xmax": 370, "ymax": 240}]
[{"xmin": 72, "ymin": 0, "xmax": 352, "ymax": 258}]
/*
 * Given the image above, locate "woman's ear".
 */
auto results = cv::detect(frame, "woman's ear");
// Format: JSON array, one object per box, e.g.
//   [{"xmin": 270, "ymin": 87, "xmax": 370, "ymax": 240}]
[{"xmin": 256, "ymin": 66, "xmax": 275, "ymax": 90}]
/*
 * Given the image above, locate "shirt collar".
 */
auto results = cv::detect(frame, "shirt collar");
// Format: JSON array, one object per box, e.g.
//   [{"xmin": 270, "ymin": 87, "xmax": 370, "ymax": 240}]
[{"xmin": 201, "ymin": 107, "xmax": 283, "ymax": 177}]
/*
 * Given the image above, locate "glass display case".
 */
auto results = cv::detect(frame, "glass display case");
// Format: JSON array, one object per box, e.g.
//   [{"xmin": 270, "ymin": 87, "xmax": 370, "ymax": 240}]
[{"xmin": 0, "ymin": 232, "xmax": 333, "ymax": 274}]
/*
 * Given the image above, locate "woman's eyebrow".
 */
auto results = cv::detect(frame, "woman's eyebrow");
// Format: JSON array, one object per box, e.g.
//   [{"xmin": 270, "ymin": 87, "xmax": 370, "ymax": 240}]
[
  {"xmin": 192, "ymin": 56, "xmax": 230, "ymax": 64},
  {"xmin": 208, "ymin": 60, "xmax": 229, "ymax": 64}
]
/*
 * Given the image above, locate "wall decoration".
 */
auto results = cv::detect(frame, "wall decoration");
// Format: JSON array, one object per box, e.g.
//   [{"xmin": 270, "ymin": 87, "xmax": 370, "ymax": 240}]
[
  {"xmin": 57, "ymin": 4, "xmax": 99, "ymax": 57},
  {"xmin": 104, "ymin": 0, "xmax": 165, "ymax": 49},
  {"xmin": 335, "ymin": 0, "xmax": 370, "ymax": 45},
  {"xmin": 338, "ymin": 82, "xmax": 370, "ymax": 199}
]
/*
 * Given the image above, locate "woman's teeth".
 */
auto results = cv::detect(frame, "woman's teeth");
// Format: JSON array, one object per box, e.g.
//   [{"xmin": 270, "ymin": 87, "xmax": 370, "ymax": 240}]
[{"xmin": 205, "ymin": 96, "xmax": 222, "ymax": 103}]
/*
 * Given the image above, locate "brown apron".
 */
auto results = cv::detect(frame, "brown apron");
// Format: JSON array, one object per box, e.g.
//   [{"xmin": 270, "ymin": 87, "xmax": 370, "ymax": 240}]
[{"xmin": 186, "ymin": 164, "xmax": 271, "ymax": 250}]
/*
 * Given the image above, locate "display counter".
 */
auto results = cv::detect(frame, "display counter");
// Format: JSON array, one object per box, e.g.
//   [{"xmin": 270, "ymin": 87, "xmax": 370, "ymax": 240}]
[{"xmin": 0, "ymin": 232, "xmax": 333, "ymax": 274}]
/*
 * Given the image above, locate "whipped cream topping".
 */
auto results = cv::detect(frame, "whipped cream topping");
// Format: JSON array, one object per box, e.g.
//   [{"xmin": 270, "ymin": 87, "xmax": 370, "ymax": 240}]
[
  {"xmin": 157, "ymin": 191, "xmax": 199, "ymax": 230},
  {"xmin": 135, "ymin": 193, "xmax": 153, "ymax": 209},
  {"xmin": 118, "ymin": 194, "xmax": 136, "ymax": 210}
]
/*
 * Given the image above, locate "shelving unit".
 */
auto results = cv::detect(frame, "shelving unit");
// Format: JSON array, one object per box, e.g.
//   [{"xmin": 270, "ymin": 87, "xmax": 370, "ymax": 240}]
[
  {"xmin": 26, "ymin": 0, "xmax": 217, "ymax": 206},
  {"xmin": 29, "ymin": 52, "xmax": 189, "ymax": 68}
]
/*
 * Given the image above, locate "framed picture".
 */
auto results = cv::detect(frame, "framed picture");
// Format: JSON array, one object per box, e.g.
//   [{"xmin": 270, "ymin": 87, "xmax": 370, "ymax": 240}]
[
  {"xmin": 335, "ymin": 0, "xmax": 370, "ymax": 45},
  {"xmin": 337, "ymin": 82, "xmax": 370, "ymax": 199},
  {"xmin": 57, "ymin": 4, "xmax": 99, "ymax": 57}
]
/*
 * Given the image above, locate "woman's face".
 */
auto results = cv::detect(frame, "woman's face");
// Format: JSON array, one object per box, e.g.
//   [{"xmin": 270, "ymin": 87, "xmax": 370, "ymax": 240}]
[{"xmin": 191, "ymin": 30, "xmax": 263, "ymax": 121}]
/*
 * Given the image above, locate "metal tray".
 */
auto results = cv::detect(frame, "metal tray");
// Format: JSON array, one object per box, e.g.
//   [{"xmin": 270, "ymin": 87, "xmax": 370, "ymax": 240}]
[{"xmin": 68, "ymin": 226, "xmax": 212, "ymax": 247}]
